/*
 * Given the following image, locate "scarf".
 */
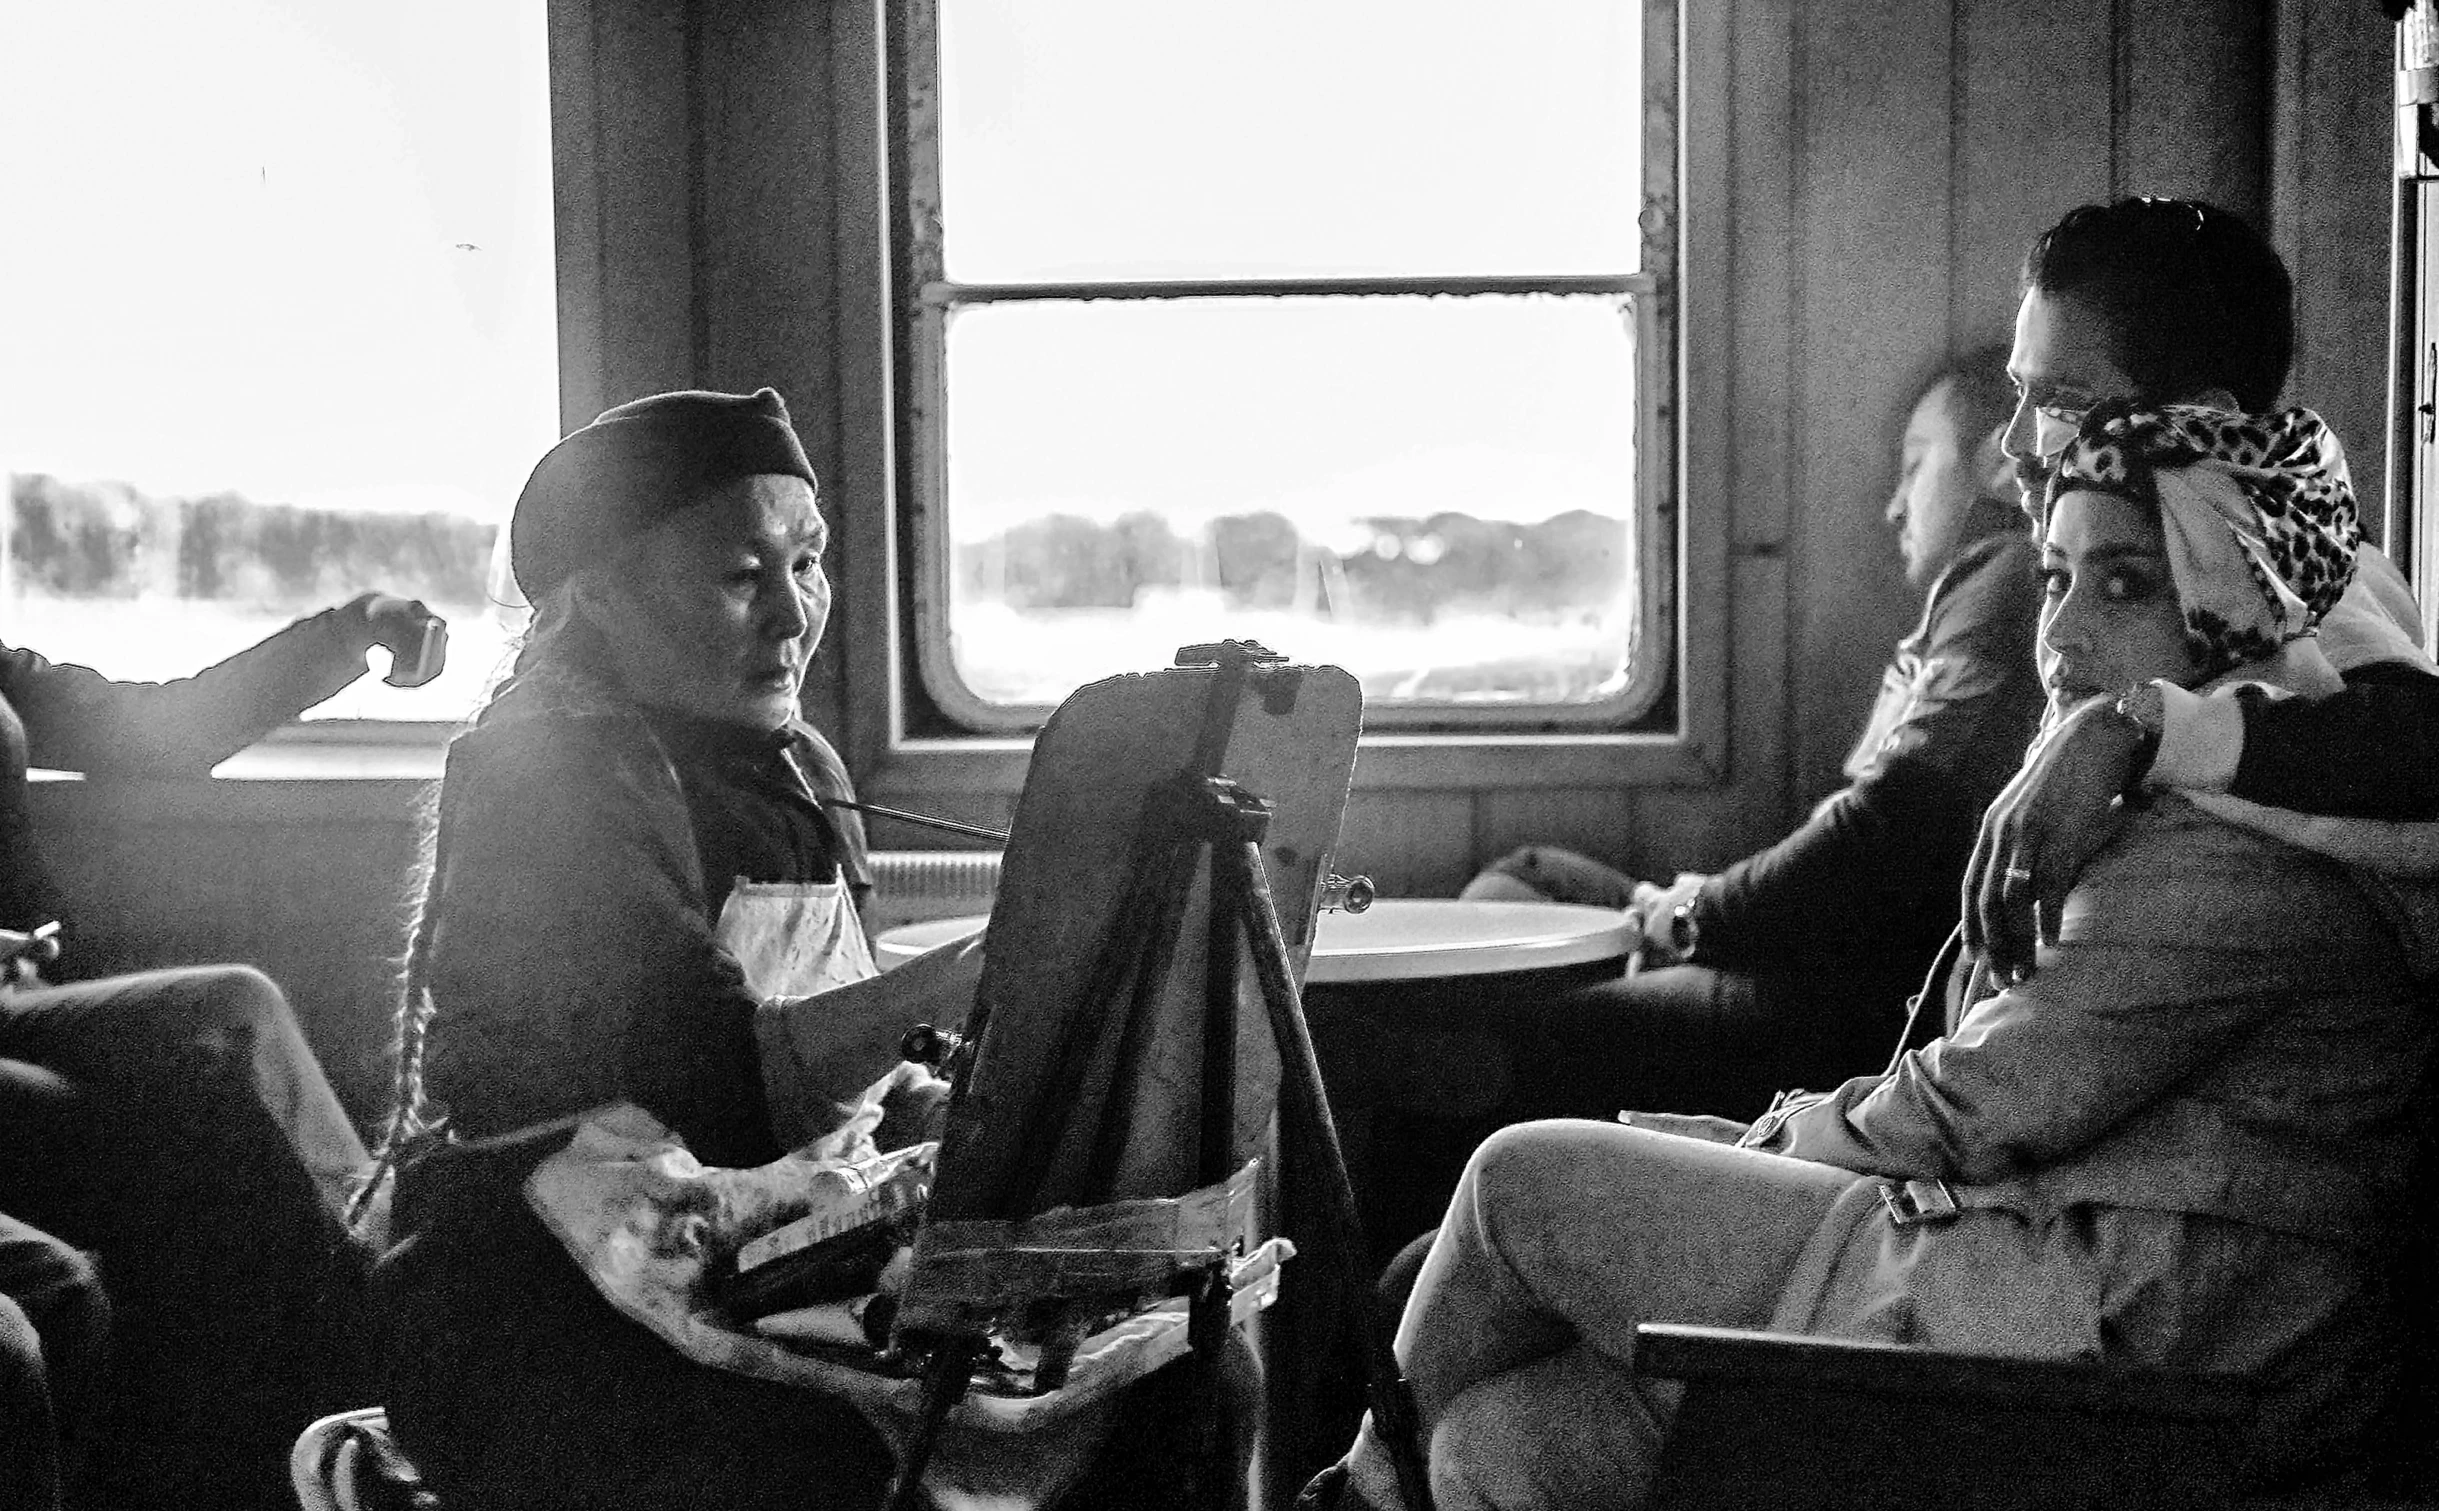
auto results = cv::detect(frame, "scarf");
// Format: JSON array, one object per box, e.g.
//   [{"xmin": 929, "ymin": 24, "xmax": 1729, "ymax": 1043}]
[{"xmin": 2044, "ymin": 402, "xmax": 2359, "ymax": 679}]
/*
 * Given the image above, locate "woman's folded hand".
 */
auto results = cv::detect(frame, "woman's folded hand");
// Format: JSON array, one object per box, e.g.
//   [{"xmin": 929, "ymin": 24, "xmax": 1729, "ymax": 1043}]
[{"xmin": 1615, "ymin": 1110, "xmax": 1750, "ymax": 1144}]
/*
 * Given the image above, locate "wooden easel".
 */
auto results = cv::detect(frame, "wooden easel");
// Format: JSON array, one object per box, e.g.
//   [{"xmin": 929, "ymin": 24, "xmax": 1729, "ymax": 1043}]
[{"xmin": 877, "ymin": 643, "xmax": 1428, "ymax": 1511}]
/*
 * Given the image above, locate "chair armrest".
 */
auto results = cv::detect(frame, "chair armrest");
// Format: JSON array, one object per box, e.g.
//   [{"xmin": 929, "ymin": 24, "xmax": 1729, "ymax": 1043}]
[
  {"xmin": 1634, "ymin": 1324, "xmax": 2261, "ymax": 1511},
  {"xmin": 1633, "ymin": 1322, "xmax": 2256, "ymax": 1420}
]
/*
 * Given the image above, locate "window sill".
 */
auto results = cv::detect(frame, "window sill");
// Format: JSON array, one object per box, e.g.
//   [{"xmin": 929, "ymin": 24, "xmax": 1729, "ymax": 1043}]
[
  {"xmin": 28, "ymin": 737, "xmax": 442, "ymax": 825},
  {"xmin": 859, "ymin": 724, "xmax": 1725, "ymax": 801}
]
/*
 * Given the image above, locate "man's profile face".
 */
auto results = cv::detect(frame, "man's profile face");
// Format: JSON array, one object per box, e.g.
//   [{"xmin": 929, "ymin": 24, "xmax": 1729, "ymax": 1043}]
[
  {"xmin": 2001, "ymin": 289, "xmax": 2136, "ymax": 515},
  {"xmin": 1886, "ymin": 379, "xmax": 1982, "ymax": 590}
]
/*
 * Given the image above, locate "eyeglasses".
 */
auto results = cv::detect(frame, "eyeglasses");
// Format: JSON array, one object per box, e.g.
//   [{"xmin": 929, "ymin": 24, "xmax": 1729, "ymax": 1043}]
[{"xmin": 2032, "ymin": 401, "xmax": 2088, "ymax": 459}]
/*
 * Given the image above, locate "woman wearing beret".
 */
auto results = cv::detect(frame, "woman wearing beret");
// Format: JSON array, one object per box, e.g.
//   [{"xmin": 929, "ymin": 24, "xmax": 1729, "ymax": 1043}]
[
  {"xmin": 1300, "ymin": 403, "xmax": 2437, "ymax": 1511},
  {"xmin": 374, "ymin": 389, "xmax": 971, "ymax": 1509}
]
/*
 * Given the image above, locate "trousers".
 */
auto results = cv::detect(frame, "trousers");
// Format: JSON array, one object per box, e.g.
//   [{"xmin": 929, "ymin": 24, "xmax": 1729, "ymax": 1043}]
[
  {"xmin": 1346, "ymin": 1119, "xmax": 1858, "ymax": 1511},
  {"xmin": 0, "ymin": 1213, "xmax": 108, "ymax": 1511},
  {"xmin": 383, "ymin": 1129, "xmax": 899, "ymax": 1511},
  {"xmin": 0, "ymin": 964, "xmax": 374, "ymax": 1511}
]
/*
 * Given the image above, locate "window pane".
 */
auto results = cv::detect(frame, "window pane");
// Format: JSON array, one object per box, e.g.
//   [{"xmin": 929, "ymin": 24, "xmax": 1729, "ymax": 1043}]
[
  {"xmin": 940, "ymin": 294, "xmax": 1639, "ymax": 709},
  {"xmin": 0, "ymin": 0, "xmax": 556, "ymax": 723},
  {"xmin": 937, "ymin": 0, "xmax": 1643, "ymax": 282}
]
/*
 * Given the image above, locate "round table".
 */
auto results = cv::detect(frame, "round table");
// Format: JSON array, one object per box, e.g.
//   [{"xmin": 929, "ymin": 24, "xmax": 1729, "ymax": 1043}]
[{"xmin": 871, "ymin": 898, "xmax": 1635, "ymax": 984}]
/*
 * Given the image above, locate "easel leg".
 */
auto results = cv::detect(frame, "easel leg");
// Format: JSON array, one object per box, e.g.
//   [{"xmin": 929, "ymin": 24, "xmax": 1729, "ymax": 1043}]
[
  {"xmin": 883, "ymin": 1340, "xmax": 977, "ymax": 1511},
  {"xmin": 1220, "ymin": 839, "xmax": 1436, "ymax": 1511}
]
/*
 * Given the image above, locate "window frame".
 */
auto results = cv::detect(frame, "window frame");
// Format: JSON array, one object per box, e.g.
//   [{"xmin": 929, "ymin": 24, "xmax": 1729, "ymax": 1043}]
[{"xmin": 834, "ymin": 0, "xmax": 1732, "ymax": 796}]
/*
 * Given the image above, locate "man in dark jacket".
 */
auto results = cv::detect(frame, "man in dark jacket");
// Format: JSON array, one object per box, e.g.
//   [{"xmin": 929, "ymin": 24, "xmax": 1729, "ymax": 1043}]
[
  {"xmin": 1464, "ymin": 348, "xmax": 2039, "ymax": 1118},
  {"xmin": 0, "ymin": 591, "xmax": 442, "ymax": 1511}
]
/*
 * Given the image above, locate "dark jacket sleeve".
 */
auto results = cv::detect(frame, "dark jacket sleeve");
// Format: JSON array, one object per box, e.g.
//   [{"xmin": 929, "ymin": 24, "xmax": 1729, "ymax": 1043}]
[
  {"xmin": 2228, "ymin": 662, "xmax": 2439, "ymax": 821},
  {"xmin": 0, "ymin": 610, "xmax": 369, "ymax": 774},
  {"xmin": 422, "ymin": 715, "xmax": 783, "ymax": 1167},
  {"xmin": 1692, "ymin": 534, "xmax": 2043, "ymax": 976},
  {"xmin": 1690, "ymin": 763, "xmax": 1985, "ymax": 975}
]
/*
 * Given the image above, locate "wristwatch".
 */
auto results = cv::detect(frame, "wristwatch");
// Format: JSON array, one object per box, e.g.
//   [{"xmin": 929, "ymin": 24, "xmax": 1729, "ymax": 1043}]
[
  {"xmin": 2108, "ymin": 680, "xmax": 2166, "ymax": 785},
  {"xmin": 1665, "ymin": 901, "xmax": 1700, "ymax": 961}
]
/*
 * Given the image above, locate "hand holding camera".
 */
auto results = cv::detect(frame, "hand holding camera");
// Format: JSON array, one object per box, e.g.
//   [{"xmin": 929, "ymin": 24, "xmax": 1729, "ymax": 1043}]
[{"xmin": 340, "ymin": 592, "xmax": 450, "ymax": 688}]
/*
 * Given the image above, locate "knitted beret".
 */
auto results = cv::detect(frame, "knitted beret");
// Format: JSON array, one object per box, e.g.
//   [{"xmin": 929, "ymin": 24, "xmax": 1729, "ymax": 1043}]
[{"xmin": 508, "ymin": 387, "xmax": 817, "ymax": 598}]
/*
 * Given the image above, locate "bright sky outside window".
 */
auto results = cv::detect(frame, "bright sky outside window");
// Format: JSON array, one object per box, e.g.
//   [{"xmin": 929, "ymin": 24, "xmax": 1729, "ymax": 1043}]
[
  {"xmin": 0, "ymin": 0, "xmax": 557, "ymax": 723},
  {"xmin": 905, "ymin": 0, "xmax": 1660, "ymax": 724}
]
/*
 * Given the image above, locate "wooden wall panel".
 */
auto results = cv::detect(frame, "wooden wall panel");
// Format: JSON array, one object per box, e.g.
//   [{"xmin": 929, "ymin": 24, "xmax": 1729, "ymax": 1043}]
[
  {"xmin": 1471, "ymin": 788, "xmax": 1635, "ymax": 878},
  {"xmin": 1333, "ymin": 791, "xmax": 1476, "ymax": 901},
  {"xmin": 551, "ymin": 0, "xmax": 695, "ymax": 424},
  {"xmin": 695, "ymin": 1, "xmax": 836, "ymax": 414},
  {"xmin": 2275, "ymin": 2, "xmax": 2397, "ymax": 529},
  {"xmin": 694, "ymin": 0, "xmax": 849, "ymax": 732},
  {"xmin": 1716, "ymin": 0, "xmax": 1800, "ymax": 844},
  {"xmin": 1787, "ymin": 0, "xmax": 1955, "ymax": 803},
  {"xmin": 1953, "ymin": 0, "xmax": 2114, "ymax": 344},
  {"xmin": 2115, "ymin": 0, "xmax": 2268, "ymax": 216}
]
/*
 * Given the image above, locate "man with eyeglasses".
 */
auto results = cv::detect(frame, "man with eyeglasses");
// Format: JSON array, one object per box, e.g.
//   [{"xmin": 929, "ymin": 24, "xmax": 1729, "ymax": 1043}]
[{"xmin": 1970, "ymin": 195, "xmax": 2439, "ymax": 974}]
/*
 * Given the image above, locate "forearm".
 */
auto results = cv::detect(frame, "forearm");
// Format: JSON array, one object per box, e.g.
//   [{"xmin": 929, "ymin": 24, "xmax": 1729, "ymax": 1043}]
[
  {"xmin": 2209, "ymin": 667, "xmax": 2439, "ymax": 820},
  {"xmin": 13, "ymin": 608, "xmax": 374, "ymax": 774}
]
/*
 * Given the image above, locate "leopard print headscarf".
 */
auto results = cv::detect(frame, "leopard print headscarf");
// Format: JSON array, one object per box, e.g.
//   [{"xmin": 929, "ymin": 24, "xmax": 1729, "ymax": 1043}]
[{"xmin": 2042, "ymin": 401, "xmax": 2359, "ymax": 678}]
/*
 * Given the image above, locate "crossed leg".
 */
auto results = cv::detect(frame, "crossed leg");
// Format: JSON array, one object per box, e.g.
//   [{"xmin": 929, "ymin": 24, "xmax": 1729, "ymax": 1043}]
[{"xmin": 1346, "ymin": 1119, "xmax": 1860, "ymax": 1511}]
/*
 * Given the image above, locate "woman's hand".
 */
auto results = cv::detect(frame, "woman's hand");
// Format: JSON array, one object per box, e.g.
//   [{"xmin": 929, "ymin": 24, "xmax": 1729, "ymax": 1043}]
[
  {"xmin": 1616, "ymin": 1110, "xmax": 1750, "ymax": 1144},
  {"xmin": 874, "ymin": 1062, "xmax": 950, "ymax": 1151},
  {"xmin": 1963, "ymin": 695, "xmax": 2147, "ymax": 980}
]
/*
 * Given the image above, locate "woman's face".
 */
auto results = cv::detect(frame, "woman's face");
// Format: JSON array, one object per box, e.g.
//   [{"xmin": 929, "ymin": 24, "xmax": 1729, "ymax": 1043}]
[
  {"xmin": 2036, "ymin": 486, "xmax": 2203, "ymax": 718},
  {"xmin": 578, "ymin": 473, "xmax": 829, "ymax": 729}
]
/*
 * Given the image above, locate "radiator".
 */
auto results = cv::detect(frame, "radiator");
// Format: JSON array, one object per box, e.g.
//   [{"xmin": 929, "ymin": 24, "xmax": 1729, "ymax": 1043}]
[{"xmin": 863, "ymin": 848, "xmax": 1003, "ymax": 935}]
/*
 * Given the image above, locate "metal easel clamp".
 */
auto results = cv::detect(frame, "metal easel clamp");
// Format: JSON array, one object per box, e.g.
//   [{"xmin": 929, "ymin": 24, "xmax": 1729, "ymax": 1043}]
[
  {"xmin": 1145, "ymin": 773, "xmax": 1275, "ymax": 846},
  {"xmin": 1173, "ymin": 639, "xmax": 1287, "ymax": 669},
  {"xmin": 1317, "ymin": 874, "xmax": 1374, "ymax": 913}
]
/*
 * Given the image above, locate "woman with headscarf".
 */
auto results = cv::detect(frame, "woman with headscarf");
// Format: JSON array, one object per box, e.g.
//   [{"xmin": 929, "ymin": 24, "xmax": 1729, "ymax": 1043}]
[
  {"xmin": 1298, "ymin": 401, "xmax": 2437, "ymax": 1511},
  {"xmin": 372, "ymin": 389, "xmax": 978, "ymax": 1510}
]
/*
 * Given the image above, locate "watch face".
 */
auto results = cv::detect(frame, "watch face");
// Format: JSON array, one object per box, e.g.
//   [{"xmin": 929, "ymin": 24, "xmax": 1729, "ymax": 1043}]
[{"xmin": 1666, "ymin": 905, "xmax": 1698, "ymax": 957}]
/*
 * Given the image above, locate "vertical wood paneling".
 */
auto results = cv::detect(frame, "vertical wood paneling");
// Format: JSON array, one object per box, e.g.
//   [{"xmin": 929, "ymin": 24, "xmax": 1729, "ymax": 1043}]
[
  {"xmin": 830, "ymin": 0, "xmax": 901, "ymax": 780},
  {"xmin": 1789, "ymin": 0, "xmax": 1954, "ymax": 803},
  {"xmin": 557, "ymin": 0, "xmax": 696, "ymax": 413},
  {"xmin": 1716, "ymin": 0, "xmax": 1801, "ymax": 841},
  {"xmin": 694, "ymin": 0, "xmax": 847, "ymax": 730},
  {"xmin": 2274, "ymin": 3, "xmax": 2396, "ymax": 520},
  {"xmin": 1726, "ymin": 0, "xmax": 1797, "ymax": 562},
  {"xmin": 546, "ymin": 0, "xmax": 608, "ymax": 431},
  {"xmin": 1953, "ymin": 0, "xmax": 2114, "ymax": 344},
  {"xmin": 1719, "ymin": 549, "xmax": 1794, "ymax": 855},
  {"xmin": 1471, "ymin": 788, "xmax": 1635, "ymax": 877},
  {"xmin": 2115, "ymin": 0, "xmax": 2269, "ymax": 217},
  {"xmin": 1335, "ymin": 790, "xmax": 1475, "ymax": 900},
  {"xmin": 694, "ymin": 1, "xmax": 836, "ymax": 424},
  {"xmin": 1628, "ymin": 782, "xmax": 1746, "ymax": 880}
]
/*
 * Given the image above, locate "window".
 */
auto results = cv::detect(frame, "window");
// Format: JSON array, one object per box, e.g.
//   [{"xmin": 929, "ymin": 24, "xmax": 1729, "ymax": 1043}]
[
  {"xmin": 892, "ymin": 0, "xmax": 1674, "ymax": 730},
  {"xmin": 0, "ymin": 0, "xmax": 557, "ymax": 726}
]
